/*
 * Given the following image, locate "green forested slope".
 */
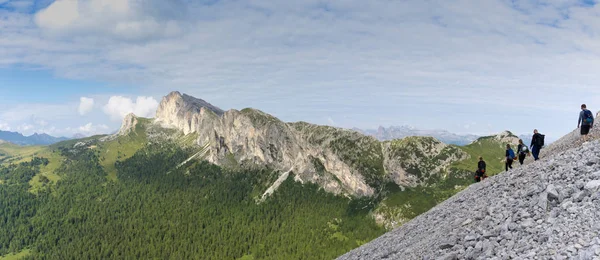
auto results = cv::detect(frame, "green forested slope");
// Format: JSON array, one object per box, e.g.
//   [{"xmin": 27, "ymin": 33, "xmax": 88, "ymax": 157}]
[
  {"xmin": 0, "ymin": 120, "xmax": 518, "ymax": 259},
  {"xmin": 0, "ymin": 143, "xmax": 384, "ymax": 260}
]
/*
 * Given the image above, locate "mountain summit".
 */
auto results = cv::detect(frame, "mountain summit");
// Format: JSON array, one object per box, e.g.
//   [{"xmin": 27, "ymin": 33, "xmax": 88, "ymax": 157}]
[
  {"xmin": 109, "ymin": 92, "xmax": 523, "ymax": 200},
  {"xmin": 153, "ymin": 91, "xmax": 380, "ymax": 196}
]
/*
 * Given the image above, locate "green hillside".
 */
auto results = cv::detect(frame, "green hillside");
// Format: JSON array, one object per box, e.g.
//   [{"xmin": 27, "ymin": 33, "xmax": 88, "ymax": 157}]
[
  {"xmin": 0, "ymin": 120, "xmax": 517, "ymax": 259},
  {"xmin": 454, "ymin": 138, "xmax": 512, "ymax": 173},
  {"xmin": 0, "ymin": 132, "xmax": 385, "ymax": 260},
  {"xmin": 372, "ymin": 134, "xmax": 517, "ymax": 228}
]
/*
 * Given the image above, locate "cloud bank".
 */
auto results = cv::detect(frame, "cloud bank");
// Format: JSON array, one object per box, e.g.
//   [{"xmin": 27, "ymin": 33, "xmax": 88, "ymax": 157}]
[
  {"xmin": 2, "ymin": 0, "xmax": 600, "ymax": 137},
  {"xmin": 78, "ymin": 97, "xmax": 95, "ymax": 115},
  {"xmin": 103, "ymin": 96, "xmax": 159, "ymax": 121},
  {"xmin": 34, "ymin": 0, "xmax": 186, "ymax": 41}
]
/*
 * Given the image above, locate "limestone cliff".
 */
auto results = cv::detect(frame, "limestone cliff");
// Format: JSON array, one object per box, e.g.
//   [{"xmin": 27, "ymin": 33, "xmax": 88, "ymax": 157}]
[
  {"xmin": 154, "ymin": 91, "xmax": 376, "ymax": 196},
  {"xmin": 118, "ymin": 113, "xmax": 139, "ymax": 136},
  {"xmin": 132, "ymin": 91, "xmax": 508, "ymax": 197}
]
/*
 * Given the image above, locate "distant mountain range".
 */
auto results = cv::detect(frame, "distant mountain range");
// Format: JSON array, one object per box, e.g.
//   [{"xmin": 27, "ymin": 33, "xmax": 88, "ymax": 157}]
[
  {"xmin": 355, "ymin": 126, "xmax": 480, "ymax": 146},
  {"xmin": 0, "ymin": 130, "xmax": 75, "ymax": 145},
  {"xmin": 356, "ymin": 126, "xmax": 556, "ymax": 147}
]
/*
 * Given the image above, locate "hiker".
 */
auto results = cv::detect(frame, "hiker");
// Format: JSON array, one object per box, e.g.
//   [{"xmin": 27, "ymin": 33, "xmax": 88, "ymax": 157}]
[
  {"xmin": 474, "ymin": 156, "xmax": 487, "ymax": 182},
  {"xmin": 578, "ymin": 104, "xmax": 594, "ymax": 142},
  {"xmin": 530, "ymin": 129, "xmax": 544, "ymax": 161},
  {"xmin": 505, "ymin": 144, "xmax": 515, "ymax": 171},
  {"xmin": 517, "ymin": 139, "xmax": 529, "ymax": 165}
]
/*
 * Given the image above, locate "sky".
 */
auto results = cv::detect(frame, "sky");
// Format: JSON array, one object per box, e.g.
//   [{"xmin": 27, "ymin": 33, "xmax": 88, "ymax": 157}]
[{"xmin": 1, "ymin": 0, "xmax": 600, "ymax": 139}]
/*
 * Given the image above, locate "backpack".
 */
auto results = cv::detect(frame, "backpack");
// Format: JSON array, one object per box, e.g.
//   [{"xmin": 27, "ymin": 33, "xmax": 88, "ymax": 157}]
[
  {"xmin": 584, "ymin": 109, "xmax": 594, "ymax": 124},
  {"xmin": 536, "ymin": 134, "xmax": 545, "ymax": 147},
  {"xmin": 520, "ymin": 145, "xmax": 529, "ymax": 154},
  {"xmin": 508, "ymin": 149, "xmax": 515, "ymax": 159}
]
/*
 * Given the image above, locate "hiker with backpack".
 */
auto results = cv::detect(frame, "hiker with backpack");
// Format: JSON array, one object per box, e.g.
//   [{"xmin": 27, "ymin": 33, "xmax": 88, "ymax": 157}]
[
  {"xmin": 517, "ymin": 139, "xmax": 529, "ymax": 165},
  {"xmin": 505, "ymin": 144, "xmax": 516, "ymax": 171},
  {"xmin": 578, "ymin": 104, "xmax": 594, "ymax": 142},
  {"xmin": 474, "ymin": 156, "xmax": 487, "ymax": 182},
  {"xmin": 530, "ymin": 129, "xmax": 544, "ymax": 161}
]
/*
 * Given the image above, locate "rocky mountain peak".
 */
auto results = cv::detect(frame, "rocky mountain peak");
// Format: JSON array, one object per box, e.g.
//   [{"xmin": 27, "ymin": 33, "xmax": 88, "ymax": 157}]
[
  {"xmin": 122, "ymin": 91, "xmax": 524, "ymax": 199},
  {"xmin": 163, "ymin": 90, "xmax": 224, "ymax": 116},
  {"xmin": 493, "ymin": 130, "xmax": 520, "ymax": 144},
  {"xmin": 155, "ymin": 91, "xmax": 226, "ymax": 135},
  {"xmin": 117, "ymin": 113, "xmax": 138, "ymax": 136}
]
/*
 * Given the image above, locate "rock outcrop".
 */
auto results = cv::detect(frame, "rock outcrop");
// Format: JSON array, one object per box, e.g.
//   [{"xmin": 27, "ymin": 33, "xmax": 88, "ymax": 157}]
[
  {"xmin": 124, "ymin": 91, "xmax": 516, "ymax": 198},
  {"xmin": 382, "ymin": 137, "xmax": 469, "ymax": 186},
  {"xmin": 493, "ymin": 130, "xmax": 520, "ymax": 144},
  {"xmin": 337, "ymin": 138, "xmax": 600, "ymax": 259},
  {"xmin": 154, "ymin": 91, "xmax": 378, "ymax": 196},
  {"xmin": 155, "ymin": 91, "xmax": 224, "ymax": 135},
  {"xmin": 117, "ymin": 113, "xmax": 139, "ymax": 136}
]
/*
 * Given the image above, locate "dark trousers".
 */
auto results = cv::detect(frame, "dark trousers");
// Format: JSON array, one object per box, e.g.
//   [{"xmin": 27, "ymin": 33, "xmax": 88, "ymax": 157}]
[
  {"xmin": 532, "ymin": 146, "xmax": 540, "ymax": 161},
  {"xmin": 474, "ymin": 170, "xmax": 486, "ymax": 182},
  {"xmin": 518, "ymin": 153, "xmax": 526, "ymax": 165},
  {"xmin": 506, "ymin": 159, "xmax": 513, "ymax": 171}
]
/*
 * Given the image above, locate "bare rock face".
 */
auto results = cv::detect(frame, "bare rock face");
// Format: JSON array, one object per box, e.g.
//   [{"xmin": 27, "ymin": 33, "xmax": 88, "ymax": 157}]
[
  {"xmin": 118, "ymin": 113, "xmax": 139, "ymax": 136},
  {"xmin": 98, "ymin": 113, "xmax": 139, "ymax": 142},
  {"xmin": 154, "ymin": 91, "xmax": 375, "ymax": 196},
  {"xmin": 494, "ymin": 130, "xmax": 520, "ymax": 144},
  {"xmin": 144, "ymin": 91, "xmax": 502, "ymax": 198},
  {"xmin": 155, "ymin": 91, "xmax": 224, "ymax": 135}
]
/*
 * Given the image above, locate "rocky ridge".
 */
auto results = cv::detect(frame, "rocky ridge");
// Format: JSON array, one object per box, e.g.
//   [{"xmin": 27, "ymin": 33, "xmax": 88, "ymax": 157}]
[
  {"xmin": 153, "ymin": 91, "xmax": 379, "ymax": 196},
  {"xmin": 337, "ymin": 136, "xmax": 600, "ymax": 259},
  {"xmin": 114, "ymin": 91, "xmax": 518, "ymax": 198},
  {"xmin": 381, "ymin": 137, "xmax": 469, "ymax": 186},
  {"xmin": 117, "ymin": 113, "xmax": 139, "ymax": 136},
  {"xmin": 0, "ymin": 130, "xmax": 69, "ymax": 146}
]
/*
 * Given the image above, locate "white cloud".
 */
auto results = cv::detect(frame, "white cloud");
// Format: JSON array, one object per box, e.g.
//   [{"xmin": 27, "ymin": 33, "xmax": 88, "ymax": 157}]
[
  {"xmin": 17, "ymin": 124, "xmax": 34, "ymax": 132},
  {"xmin": 77, "ymin": 122, "xmax": 109, "ymax": 134},
  {"xmin": 0, "ymin": 100, "xmax": 105, "ymax": 136},
  {"xmin": 1, "ymin": 103, "xmax": 74, "ymax": 123},
  {"xmin": 0, "ymin": 122, "xmax": 10, "ymax": 131},
  {"xmin": 78, "ymin": 97, "xmax": 95, "ymax": 115},
  {"xmin": 103, "ymin": 96, "xmax": 158, "ymax": 121},
  {"xmin": 4, "ymin": 0, "xmax": 600, "ymax": 138},
  {"xmin": 35, "ymin": 0, "xmax": 80, "ymax": 30},
  {"xmin": 34, "ymin": 0, "xmax": 185, "ymax": 40}
]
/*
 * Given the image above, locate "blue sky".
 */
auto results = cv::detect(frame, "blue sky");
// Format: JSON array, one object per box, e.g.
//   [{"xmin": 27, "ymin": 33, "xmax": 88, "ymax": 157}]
[{"xmin": 1, "ymin": 0, "xmax": 600, "ymax": 139}]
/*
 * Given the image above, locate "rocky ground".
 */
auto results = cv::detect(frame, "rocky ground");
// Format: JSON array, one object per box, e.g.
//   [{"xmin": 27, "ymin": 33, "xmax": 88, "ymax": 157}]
[{"xmin": 338, "ymin": 137, "xmax": 600, "ymax": 259}]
